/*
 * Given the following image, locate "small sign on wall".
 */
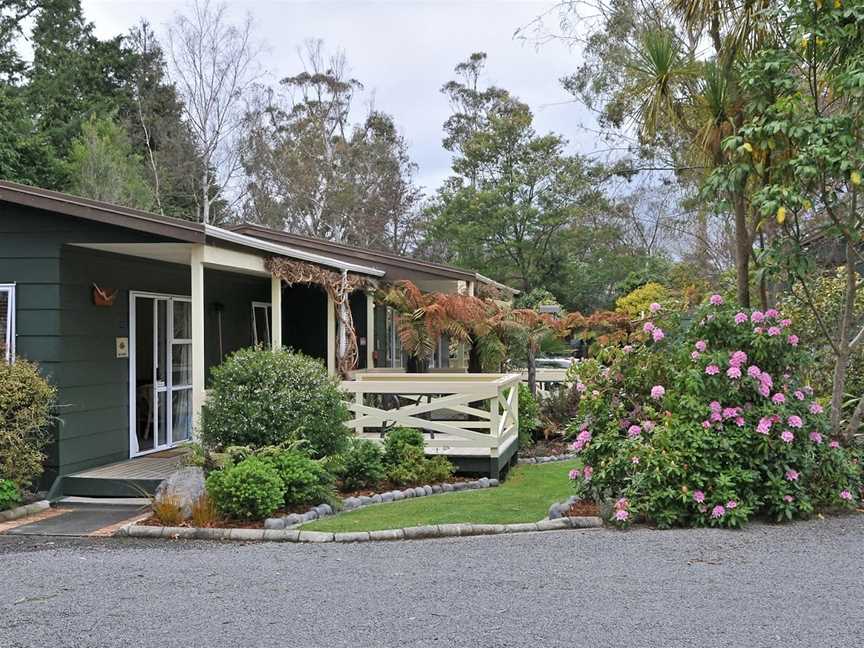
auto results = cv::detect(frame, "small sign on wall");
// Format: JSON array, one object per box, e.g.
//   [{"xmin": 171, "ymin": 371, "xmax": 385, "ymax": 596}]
[{"xmin": 116, "ymin": 337, "xmax": 129, "ymax": 358}]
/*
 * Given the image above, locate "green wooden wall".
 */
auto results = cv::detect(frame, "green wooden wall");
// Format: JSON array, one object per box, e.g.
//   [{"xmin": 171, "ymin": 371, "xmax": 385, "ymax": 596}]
[{"xmin": 0, "ymin": 203, "xmax": 273, "ymax": 484}]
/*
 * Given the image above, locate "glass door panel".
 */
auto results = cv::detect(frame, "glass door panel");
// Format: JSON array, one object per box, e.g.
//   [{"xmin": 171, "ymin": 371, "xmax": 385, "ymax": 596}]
[{"xmin": 132, "ymin": 294, "xmax": 193, "ymax": 456}]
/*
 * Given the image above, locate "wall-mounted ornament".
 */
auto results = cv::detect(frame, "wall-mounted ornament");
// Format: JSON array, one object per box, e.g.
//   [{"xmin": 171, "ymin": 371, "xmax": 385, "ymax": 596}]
[{"xmin": 92, "ymin": 283, "xmax": 119, "ymax": 307}]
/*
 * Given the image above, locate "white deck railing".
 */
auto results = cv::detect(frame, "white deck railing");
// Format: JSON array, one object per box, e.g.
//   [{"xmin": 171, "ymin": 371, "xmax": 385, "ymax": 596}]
[
  {"xmin": 341, "ymin": 372, "xmax": 520, "ymax": 458},
  {"xmin": 519, "ymin": 368, "xmax": 570, "ymax": 399}
]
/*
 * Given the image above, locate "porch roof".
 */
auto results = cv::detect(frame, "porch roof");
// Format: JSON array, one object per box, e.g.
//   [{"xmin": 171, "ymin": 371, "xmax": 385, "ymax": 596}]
[{"xmin": 0, "ymin": 181, "xmax": 384, "ymax": 277}]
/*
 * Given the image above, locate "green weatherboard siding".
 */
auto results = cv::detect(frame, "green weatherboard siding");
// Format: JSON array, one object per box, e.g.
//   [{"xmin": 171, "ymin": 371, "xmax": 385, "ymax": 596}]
[
  {"xmin": 302, "ymin": 460, "xmax": 580, "ymax": 533},
  {"xmin": 0, "ymin": 203, "xmax": 273, "ymax": 485}
]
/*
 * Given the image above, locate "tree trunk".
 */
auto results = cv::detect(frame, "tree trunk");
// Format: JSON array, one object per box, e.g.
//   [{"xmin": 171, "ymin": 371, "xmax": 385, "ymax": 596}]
[
  {"xmin": 527, "ymin": 342, "xmax": 537, "ymax": 396},
  {"xmin": 845, "ymin": 392, "xmax": 864, "ymax": 443},
  {"xmin": 468, "ymin": 340, "xmax": 483, "ymax": 373},
  {"xmin": 201, "ymin": 168, "xmax": 210, "ymax": 224},
  {"xmin": 832, "ymin": 241, "xmax": 858, "ymax": 440},
  {"xmin": 733, "ymin": 195, "xmax": 750, "ymax": 308}
]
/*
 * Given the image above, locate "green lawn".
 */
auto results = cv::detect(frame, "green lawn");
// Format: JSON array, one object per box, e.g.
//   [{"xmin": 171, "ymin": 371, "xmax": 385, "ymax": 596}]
[{"xmin": 302, "ymin": 460, "xmax": 579, "ymax": 533}]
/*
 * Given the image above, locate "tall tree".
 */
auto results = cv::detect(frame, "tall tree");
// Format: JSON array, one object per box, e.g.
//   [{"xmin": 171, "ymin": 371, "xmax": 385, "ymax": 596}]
[
  {"xmin": 242, "ymin": 41, "xmax": 422, "ymax": 252},
  {"xmin": 428, "ymin": 53, "xmax": 611, "ymax": 298},
  {"xmin": 168, "ymin": 0, "xmax": 260, "ymax": 223},
  {"xmin": 724, "ymin": 0, "xmax": 864, "ymax": 442},
  {"xmin": 26, "ymin": 0, "xmax": 136, "ymax": 167},
  {"xmin": 534, "ymin": 0, "xmax": 775, "ymax": 307},
  {"xmin": 125, "ymin": 21, "xmax": 200, "ymax": 219},
  {"xmin": 65, "ymin": 114, "xmax": 153, "ymax": 208}
]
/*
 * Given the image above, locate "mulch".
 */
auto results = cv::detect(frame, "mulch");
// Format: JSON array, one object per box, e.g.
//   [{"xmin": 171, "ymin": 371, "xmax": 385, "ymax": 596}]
[{"xmin": 566, "ymin": 501, "xmax": 600, "ymax": 517}]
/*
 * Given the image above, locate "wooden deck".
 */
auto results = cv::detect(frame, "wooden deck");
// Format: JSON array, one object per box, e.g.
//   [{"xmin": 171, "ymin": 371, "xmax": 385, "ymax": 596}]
[{"xmin": 52, "ymin": 448, "xmax": 190, "ymax": 499}]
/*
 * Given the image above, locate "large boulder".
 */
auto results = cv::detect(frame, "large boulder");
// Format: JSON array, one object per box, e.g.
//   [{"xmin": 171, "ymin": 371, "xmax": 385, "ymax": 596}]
[{"xmin": 154, "ymin": 467, "xmax": 205, "ymax": 519}]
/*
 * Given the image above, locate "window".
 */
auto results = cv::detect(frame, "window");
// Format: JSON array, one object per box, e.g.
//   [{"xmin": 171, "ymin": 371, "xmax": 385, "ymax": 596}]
[
  {"xmin": 251, "ymin": 302, "xmax": 272, "ymax": 349},
  {"xmin": 373, "ymin": 304, "xmax": 404, "ymax": 368},
  {"xmin": 0, "ymin": 284, "xmax": 14, "ymax": 363}
]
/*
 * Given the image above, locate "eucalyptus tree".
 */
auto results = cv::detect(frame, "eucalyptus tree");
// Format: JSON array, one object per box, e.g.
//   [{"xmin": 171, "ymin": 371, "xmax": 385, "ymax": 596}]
[{"xmin": 242, "ymin": 41, "xmax": 422, "ymax": 252}]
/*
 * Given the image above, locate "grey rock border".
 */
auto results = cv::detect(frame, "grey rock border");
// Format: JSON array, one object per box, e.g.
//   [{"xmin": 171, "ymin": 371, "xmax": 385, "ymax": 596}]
[
  {"xmin": 518, "ymin": 453, "xmax": 578, "ymax": 465},
  {"xmin": 0, "ymin": 499, "xmax": 50, "ymax": 523},
  {"xmin": 262, "ymin": 477, "xmax": 500, "ymax": 530},
  {"xmin": 116, "ymin": 515, "xmax": 603, "ymax": 543}
]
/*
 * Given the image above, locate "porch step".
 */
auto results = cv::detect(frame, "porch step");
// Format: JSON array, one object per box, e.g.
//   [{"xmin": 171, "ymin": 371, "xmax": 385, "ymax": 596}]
[
  {"xmin": 48, "ymin": 450, "xmax": 189, "ymax": 500},
  {"xmin": 51, "ymin": 475, "xmax": 164, "ymax": 499}
]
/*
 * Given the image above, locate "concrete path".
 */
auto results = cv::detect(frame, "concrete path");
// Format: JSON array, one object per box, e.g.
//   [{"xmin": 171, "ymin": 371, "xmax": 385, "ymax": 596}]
[
  {"xmin": 1, "ymin": 515, "xmax": 863, "ymax": 647},
  {"xmin": 3, "ymin": 503, "xmax": 148, "ymax": 537}
]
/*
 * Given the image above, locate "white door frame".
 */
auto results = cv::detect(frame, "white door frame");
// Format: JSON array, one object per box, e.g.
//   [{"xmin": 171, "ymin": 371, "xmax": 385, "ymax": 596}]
[{"xmin": 129, "ymin": 290, "xmax": 193, "ymax": 457}]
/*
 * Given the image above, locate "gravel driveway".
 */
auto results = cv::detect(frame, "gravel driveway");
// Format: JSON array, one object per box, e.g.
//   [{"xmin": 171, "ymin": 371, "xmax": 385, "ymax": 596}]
[{"xmin": 2, "ymin": 515, "xmax": 863, "ymax": 647}]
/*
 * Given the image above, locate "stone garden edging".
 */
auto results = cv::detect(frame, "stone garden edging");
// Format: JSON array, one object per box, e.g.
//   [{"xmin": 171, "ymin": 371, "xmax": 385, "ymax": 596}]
[
  {"xmin": 262, "ymin": 477, "xmax": 501, "ymax": 530},
  {"xmin": 518, "ymin": 453, "xmax": 578, "ymax": 465},
  {"xmin": 116, "ymin": 515, "xmax": 604, "ymax": 543},
  {"xmin": 0, "ymin": 500, "xmax": 50, "ymax": 523}
]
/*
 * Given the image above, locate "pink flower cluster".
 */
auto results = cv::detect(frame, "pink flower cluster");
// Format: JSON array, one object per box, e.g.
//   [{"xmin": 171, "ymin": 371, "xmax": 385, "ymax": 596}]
[
  {"xmin": 651, "ymin": 385, "xmax": 665, "ymax": 400},
  {"xmin": 627, "ymin": 424, "xmax": 642, "ymax": 439},
  {"xmin": 643, "ymin": 321, "xmax": 665, "ymax": 342},
  {"xmin": 785, "ymin": 469, "xmax": 799, "ymax": 482},
  {"xmin": 569, "ymin": 428, "xmax": 592, "ymax": 453},
  {"xmin": 613, "ymin": 497, "xmax": 630, "ymax": 522},
  {"xmin": 709, "ymin": 294, "xmax": 724, "ymax": 305}
]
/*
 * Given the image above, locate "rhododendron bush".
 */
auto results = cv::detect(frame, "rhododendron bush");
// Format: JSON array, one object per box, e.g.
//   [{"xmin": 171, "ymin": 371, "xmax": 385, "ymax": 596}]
[{"xmin": 566, "ymin": 297, "xmax": 862, "ymax": 528}]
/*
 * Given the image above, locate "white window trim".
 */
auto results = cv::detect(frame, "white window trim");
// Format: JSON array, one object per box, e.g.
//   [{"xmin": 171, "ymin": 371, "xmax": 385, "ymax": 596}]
[
  {"xmin": 252, "ymin": 301, "xmax": 272, "ymax": 349},
  {"xmin": 1, "ymin": 283, "xmax": 15, "ymax": 364}
]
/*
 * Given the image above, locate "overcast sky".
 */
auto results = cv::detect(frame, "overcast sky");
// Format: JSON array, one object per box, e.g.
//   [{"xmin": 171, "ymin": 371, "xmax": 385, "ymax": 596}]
[{"xmin": 80, "ymin": 0, "xmax": 597, "ymax": 192}]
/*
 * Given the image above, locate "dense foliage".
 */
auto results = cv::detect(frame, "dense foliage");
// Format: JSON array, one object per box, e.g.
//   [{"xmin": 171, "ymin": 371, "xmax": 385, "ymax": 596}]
[
  {"xmin": 256, "ymin": 447, "xmax": 337, "ymax": 508},
  {"xmin": 382, "ymin": 428, "xmax": 454, "ymax": 487},
  {"xmin": 567, "ymin": 297, "xmax": 862, "ymax": 528},
  {"xmin": 205, "ymin": 457, "xmax": 284, "ymax": 521},
  {"xmin": 0, "ymin": 479, "xmax": 21, "ymax": 511},
  {"xmin": 0, "ymin": 358, "xmax": 56, "ymax": 488},
  {"xmin": 336, "ymin": 438, "xmax": 387, "ymax": 491},
  {"xmin": 201, "ymin": 348, "xmax": 350, "ymax": 458},
  {"xmin": 518, "ymin": 383, "xmax": 540, "ymax": 446}
]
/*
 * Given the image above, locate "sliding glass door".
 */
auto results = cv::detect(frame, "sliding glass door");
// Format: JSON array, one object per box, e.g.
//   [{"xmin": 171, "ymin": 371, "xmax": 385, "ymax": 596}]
[{"xmin": 130, "ymin": 292, "xmax": 192, "ymax": 456}]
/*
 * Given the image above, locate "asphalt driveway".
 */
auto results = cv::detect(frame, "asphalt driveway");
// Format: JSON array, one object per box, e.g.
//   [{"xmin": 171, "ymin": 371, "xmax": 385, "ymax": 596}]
[{"xmin": 1, "ymin": 515, "xmax": 863, "ymax": 647}]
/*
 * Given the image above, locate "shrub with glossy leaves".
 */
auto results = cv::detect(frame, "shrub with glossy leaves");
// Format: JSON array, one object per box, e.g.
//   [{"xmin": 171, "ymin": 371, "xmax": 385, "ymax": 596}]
[
  {"xmin": 567, "ymin": 296, "xmax": 863, "ymax": 528},
  {"xmin": 0, "ymin": 479, "xmax": 21, "ymax": 511},
  {"xmin": 0, "ymin": 358, "xmax": 56, "ymax": 488},
  {"xmin": 256, "ymin": 447, "xmax": 336, "ymax": 507},
  {"xmin": 205, "ymin": 457, "xmax": 284, "ymax": 520},
  {"xmin": 201, "ymin": 348, "xmax": 350, "ymax": 458}
]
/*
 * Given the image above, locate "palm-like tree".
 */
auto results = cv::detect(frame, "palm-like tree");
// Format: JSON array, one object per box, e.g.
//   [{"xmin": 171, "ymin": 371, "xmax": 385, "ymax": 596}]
[{"xmin": 627, "ymin": 0, "xmax": 775, "ymax": 308}]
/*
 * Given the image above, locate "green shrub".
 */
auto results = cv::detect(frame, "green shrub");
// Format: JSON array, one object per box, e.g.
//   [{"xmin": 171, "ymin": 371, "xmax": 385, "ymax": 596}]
[
  {"xmin": 0, "ymin": 479, "xmax": 21, "ymax": 511},
  {"xmin": 201, "ymin": 348, "xmax": 350, "ymax": 457},
  {"xmin": 205, "ymin": 457, "xmax": 284, "ymax": 520},
  {"xmin": 518, "ymin": 383, "xmax": 540, "ymax": 446},
  {"xmin": 382, "ymin": 427, "xmax": 425, "ymax": 466},
  {"xmin": 256, "ymin": 447, "xmax": 336, "ymax": 507},
  {"xmin": 382, "ymin": 429, "xmax": 455, "ymax": 486},
  {"xmin": 337, "ymin": 438, "xmax": 386, "ymax": 490},
  {"xmin": 385, "ymin": 444, "xmax": 429, "ymax": 486},
  {"xmin": 0, "ymin": 357, "xmax": 56, "ymax": 488},
  {"xmin": 568, "ymin": 296, "xmax": 864, "ymax": 528},
  {"xmin": 423, "ymin": 455, "xmax": 455, "ymax": 483}
]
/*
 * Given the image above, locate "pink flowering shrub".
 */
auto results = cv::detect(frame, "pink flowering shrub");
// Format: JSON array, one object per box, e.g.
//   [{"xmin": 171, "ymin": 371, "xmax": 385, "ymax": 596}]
[{"xmin": 566, "ymin": 298, "xmax": 862, "ymax": 528}]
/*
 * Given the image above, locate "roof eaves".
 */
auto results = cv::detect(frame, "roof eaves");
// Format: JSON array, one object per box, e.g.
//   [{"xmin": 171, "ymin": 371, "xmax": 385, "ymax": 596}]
[
  {"xmin": 0, "ymin": 180, "xmax": 205, "ymax": 243},
  {"xmin": 205, "ymin": 225, "xmax": 386, "ymax": 277},
  {"xmin": 230, "ymin": 223, "xmax": 477, "ymax": 281}
]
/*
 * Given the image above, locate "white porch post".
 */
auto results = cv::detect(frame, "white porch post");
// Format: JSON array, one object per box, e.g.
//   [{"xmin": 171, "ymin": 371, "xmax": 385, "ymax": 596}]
[
  {"xmin": 365, "ymin": 290, "xmax": 374, "ymax": 370},
  {"xmin": 191, "ymin": 246, "xmax": 206, "ymax": 436},
  {"xmin": 326, "ymin": 294, "xmax": 336, "ymax": 374},
  {"xmin": 270, "ymin": 275, "xmax": 283, "ymax": 350}
]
